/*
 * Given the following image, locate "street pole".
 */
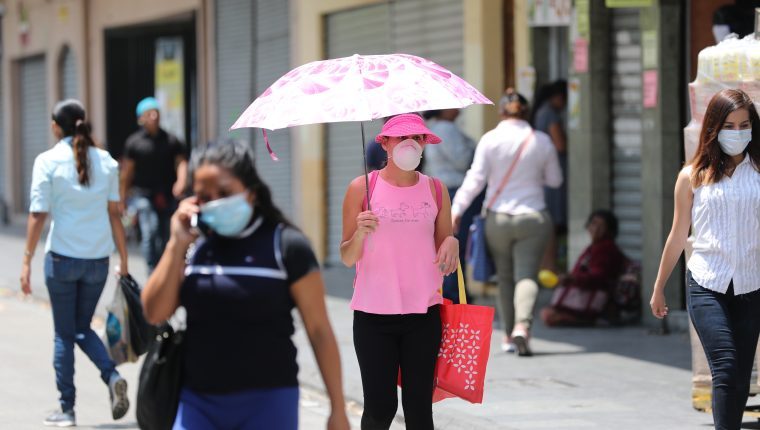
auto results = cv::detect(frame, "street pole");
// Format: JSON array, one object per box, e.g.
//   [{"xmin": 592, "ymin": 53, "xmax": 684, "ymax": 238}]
[{"xmin": 756, "ymin": 8, "xmax": 760, "ymax": 39}]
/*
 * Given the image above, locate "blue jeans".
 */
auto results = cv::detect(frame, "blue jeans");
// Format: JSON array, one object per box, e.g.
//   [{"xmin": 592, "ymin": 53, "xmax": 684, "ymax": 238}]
[
  {"xmin": 173, "ymin": 386, "xmax": 299, "ymax": 430},
  {"xmin": 687, "ymin": 271, "xmax": 760, "ymax": 430},
  {"xmin": 45, "ymin": 252, "xmax": 118, "ymax": 411},
  {"xmin": 442, "ymin": 187, "xmax": 485, "ymax": 302},
  {"xmin": 131, "ymin": 195, "xmax": 172, "ymax": 272}
]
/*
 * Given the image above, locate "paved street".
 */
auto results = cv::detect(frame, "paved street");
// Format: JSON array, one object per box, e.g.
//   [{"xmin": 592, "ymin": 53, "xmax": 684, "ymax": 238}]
[{"xmin": 0, "ymin": 220, "xmax": 758, "ymax": 429}]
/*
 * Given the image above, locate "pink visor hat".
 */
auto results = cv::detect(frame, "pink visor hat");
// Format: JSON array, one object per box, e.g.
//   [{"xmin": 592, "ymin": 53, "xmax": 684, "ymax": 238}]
[{"xmin": 375, "ymin": 113, "xmax": 442, "ymax": 144}]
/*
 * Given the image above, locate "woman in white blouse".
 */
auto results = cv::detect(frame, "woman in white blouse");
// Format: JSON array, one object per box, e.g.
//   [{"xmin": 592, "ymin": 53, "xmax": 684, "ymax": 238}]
[
  {"xmin": 452, "ymin": 89, "xmax": 562, "ymax": 356},
  {"xmin": 652, "ymin": 89, "xmax": 760, "ymax": 430}
]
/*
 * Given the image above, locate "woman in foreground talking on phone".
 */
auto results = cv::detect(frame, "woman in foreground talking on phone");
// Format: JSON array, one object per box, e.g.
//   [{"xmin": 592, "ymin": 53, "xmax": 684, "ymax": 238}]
[{"xmin": 141, "ymin": 140, "xmax": 349, "ymax": 430}]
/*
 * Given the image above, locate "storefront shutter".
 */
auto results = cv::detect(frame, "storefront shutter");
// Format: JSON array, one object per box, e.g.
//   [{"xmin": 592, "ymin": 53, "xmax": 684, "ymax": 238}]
[
  {"xmin": 215, "ymin": 0, "xmax": 253, "ymax": 141},
  {"xmin": 390, "ymin": 0, "xmax": 464, "ymax": 77},
  {"xmin": 60, "ymin": 46, "xmax": 78, "ymax": 101},
  {"xmin": 20, "ymin": 56, "xmax": 48, "ymax": 210},
  {"xmin": 610, "ymin": 9, "xmax": 643, "ymax": 262},
  {"xmin": 324, "ymin": 3, "xmax": 391, "ymax": 265},
  {"xmin": 253, "ymin": 0, "xmax": 293, "ymax": 218}
]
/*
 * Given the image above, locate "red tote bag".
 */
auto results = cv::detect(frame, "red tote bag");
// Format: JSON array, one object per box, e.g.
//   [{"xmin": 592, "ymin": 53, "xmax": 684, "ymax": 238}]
[{"xmin": 398, "ymin": 264, "xmax": 495, "ymax": 403}]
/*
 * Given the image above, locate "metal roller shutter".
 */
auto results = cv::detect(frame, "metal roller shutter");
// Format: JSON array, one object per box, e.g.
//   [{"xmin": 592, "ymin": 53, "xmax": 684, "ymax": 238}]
[
  {"xmin": 20, "ymin": 57, "xmax": 48, "ymax": 211},
  {"xmin": 60, "ymin": 46, "xmax": 78, "ymax": 101},
  {"xmin": 253, "ymin": 0, "xmax": 293, "ymax": 218},
  {"xmin": 0, "ymin": 22, "xmax": 5, "ymax": 208},
  {"xmin": 215, "ymin": 0, "xmax": 253, "ymax": 140},
  {"xmin": 325, "ymin": 3, "xmax": 391, "ymax": 265},
  {"xmin": 390, "ymin": 0, "xmax": 464, "ymax": 77},
  {"xmin": 610, "ymin": 9, "xmax": 642, "ymax": 262}
]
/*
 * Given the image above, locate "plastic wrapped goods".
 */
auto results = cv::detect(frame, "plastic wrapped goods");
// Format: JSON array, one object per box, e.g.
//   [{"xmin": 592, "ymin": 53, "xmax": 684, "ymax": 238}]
[
  {"xmin": 689, "ymin": 35, "xmax": 760, "ymax": 123},
  {"xmin": 684, "ymin": 120, "xmax": 701, "ymax": 164}
]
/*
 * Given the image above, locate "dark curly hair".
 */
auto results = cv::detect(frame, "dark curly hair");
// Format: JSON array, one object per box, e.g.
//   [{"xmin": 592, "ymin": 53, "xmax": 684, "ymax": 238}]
[{"xmin": 586, "ymin": 209, "xmax": 619, "ymax": 239}]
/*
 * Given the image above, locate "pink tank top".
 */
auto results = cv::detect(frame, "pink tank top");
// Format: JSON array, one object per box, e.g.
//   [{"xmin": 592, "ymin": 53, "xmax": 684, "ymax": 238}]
[{"xmin": 351, "ymin": 172, "xmax": 443, "ymax": 314}]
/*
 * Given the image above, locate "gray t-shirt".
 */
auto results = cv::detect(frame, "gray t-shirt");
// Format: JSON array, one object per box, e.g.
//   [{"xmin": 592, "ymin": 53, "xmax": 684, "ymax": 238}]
[{"xmin": 534, "ymin": 103, "xmax": 562, "ymax": 135}]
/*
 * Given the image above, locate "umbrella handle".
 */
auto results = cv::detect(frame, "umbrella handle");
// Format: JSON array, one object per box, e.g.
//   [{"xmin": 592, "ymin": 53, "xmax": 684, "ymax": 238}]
[{"xmin": 360, "ymin": 122, "xmax": 371, "ymax": 211}]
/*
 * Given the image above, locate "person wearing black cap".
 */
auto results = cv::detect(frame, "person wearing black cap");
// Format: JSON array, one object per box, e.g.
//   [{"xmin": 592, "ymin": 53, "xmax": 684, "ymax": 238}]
[{"xmin": 120, "ymin": 97, "xmax": 188, "ymax": 273}]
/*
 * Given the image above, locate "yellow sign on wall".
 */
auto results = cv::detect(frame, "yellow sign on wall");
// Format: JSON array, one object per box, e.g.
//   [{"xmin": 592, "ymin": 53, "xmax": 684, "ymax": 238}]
[
  {"xmin": 605, "ymin": 0, "xmax": 653, "ymax": 7},
  {"xmin": 155, "ymin": 37, "xmax": 185, "ymax": 142}
]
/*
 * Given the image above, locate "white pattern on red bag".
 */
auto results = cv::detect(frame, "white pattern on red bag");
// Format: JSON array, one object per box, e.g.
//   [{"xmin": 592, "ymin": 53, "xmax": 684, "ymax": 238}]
[{"xmin": 438, "ymin": 323, "xmax": 483, "ymax": 390}]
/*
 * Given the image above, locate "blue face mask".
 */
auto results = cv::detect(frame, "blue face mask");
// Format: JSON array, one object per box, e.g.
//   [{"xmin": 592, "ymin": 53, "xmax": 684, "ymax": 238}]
[{"xmin": 199, "ymin": 192, "xmax": 253, "ymax": 237}]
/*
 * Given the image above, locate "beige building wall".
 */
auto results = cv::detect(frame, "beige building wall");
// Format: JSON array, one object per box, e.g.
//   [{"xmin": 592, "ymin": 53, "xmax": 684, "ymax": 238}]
[
  {"xmin": 2, "ymin": 0, "xmax": 213, "ymax": 211},
  {"xmin": 3, "ymin": 0, "xmax": 511, "ymax": 258},
  {"xmin": 2, "ymin": 0, "xmax": 88, "ymax": 208}
]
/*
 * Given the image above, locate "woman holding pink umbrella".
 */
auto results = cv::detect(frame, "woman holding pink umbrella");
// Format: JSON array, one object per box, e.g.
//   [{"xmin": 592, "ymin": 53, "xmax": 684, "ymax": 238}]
[{"xmin": 341, "ymin": 113, "xmax": 459, "ymax": 429}]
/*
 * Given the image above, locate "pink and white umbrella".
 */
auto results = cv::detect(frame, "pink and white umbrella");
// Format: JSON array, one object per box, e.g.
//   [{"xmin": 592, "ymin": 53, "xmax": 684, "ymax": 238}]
[
  {"xmin": 230, "ymin": 53, "xmax": 492, "ymax": 204},
  {"xmin": 231, "ymin": 53, "xmax": 492, "ymax": 132}
]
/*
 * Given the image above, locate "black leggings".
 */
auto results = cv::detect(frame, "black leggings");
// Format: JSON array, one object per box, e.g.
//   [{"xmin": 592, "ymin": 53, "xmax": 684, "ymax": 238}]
[{"xmin": 353, "ymin": 305, "xmax": 441, "ymax": 430}]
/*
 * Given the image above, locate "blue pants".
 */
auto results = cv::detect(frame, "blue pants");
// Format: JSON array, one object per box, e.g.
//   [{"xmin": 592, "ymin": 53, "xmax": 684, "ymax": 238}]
[
  {"xmin": 687, "ymin": 271, "xmax": 760, "ymax": 430},
  {"xmin": 131, "ymin": 195, "xmax": 171, "ymax": 272},
  {"xmin": 45, "ymin": 252, "xmax": 117, "ymax": 411},
  {"xmin": 173, "ymin": 386, "xmax": 299, "ymax": 430}
]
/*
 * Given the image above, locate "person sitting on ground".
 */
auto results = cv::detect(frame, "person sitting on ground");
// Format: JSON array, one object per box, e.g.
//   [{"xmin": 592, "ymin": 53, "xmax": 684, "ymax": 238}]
[{"xmin": 540, "ymin": 210, "xmax": 626, "ymax": 327}]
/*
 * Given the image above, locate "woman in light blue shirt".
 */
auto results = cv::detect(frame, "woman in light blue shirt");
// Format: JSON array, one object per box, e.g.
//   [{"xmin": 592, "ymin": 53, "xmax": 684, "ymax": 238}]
[{"xmin": 19, "ymin": 100, "xmax": 130, "ymax": 427}]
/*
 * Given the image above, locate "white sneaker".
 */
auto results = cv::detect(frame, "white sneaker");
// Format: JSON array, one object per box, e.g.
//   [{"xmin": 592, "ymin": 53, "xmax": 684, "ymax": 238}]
[
  {"xmin": 501, "ymin": 342, "xmax": 516, "ymax": 353},
  {"xmin": 43, "ymin": 409, "xmax": 76, "ymax": 427},
  {"xmin": 108, "ymin": 373, "xmax": 129, "ymax": 420},
  {"xmin": 501, "ymin": 336, "xmax": 516, "ymax": 353}
]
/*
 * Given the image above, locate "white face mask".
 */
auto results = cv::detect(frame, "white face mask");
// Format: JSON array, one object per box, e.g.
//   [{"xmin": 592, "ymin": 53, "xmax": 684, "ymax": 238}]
[
  {"xmin": 389, "ymin": 139, "xmax": 423, "ymax": 171},
  {"xmin": 717, "ymin": 129, "xmax": 752, "ymax": 156}
]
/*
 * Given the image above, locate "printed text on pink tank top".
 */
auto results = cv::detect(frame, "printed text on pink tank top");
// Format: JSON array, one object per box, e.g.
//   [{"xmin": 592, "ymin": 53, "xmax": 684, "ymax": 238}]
[{"xmin": 373, "ymin": 202, "xmax": 436, "ymax": 223}]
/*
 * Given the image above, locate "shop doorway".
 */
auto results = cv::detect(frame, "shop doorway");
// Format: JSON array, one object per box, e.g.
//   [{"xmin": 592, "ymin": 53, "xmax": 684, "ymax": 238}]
[{"xmin": 104, "ymin": 15, "xmax": 197, "ymax": 160}]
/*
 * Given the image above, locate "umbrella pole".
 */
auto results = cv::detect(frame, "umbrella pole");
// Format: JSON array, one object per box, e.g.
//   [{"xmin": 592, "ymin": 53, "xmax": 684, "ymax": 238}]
[{"xmin": 360, "ymin": 122, "xmax": 371, "ymax": 211}]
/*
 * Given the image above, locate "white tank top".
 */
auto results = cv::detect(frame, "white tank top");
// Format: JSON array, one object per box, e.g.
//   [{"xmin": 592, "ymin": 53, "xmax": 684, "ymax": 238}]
[{"xmin": 686, "ymin": 158, "xmax": 760, "ymax": 295}]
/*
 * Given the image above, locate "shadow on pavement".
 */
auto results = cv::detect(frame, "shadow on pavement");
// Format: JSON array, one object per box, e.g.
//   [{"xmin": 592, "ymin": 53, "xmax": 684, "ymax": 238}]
[
  {"xmin": 92, "ymin": 422, "xmax": 139, "ymax": 429},
  {"xmin": 322, "ymin": 265, "xmax": 692, "ymax": 372}
]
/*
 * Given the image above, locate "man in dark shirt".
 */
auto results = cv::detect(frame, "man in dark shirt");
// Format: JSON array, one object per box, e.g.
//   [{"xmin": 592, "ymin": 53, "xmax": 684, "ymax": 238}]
[{"xmin": 120, "ymin": 97, "xmax": 188, "ymax": 272}]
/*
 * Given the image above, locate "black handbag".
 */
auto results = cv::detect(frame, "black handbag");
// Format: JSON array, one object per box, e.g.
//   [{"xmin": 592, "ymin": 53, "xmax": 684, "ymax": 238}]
[
  {"xmin": 136, "ymin": 324, "xmax": 184, "ymax": 430},
  {"xmin": 119, "ymin": 275, "xmax": 152, "ymax": 356}
]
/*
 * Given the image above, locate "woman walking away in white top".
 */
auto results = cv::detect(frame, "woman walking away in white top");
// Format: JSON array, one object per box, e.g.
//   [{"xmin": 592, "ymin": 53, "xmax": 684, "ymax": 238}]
[
  {"xmin": 652, "ymin": 89, "xmax": 760, "ymax": 430},
  {"xmin": 452, "ymin": 89, "xmax": 562, "ymax": 357}
]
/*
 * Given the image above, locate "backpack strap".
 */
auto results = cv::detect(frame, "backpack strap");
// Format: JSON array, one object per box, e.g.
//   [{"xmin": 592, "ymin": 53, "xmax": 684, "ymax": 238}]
[
  {"xmin": 428, "ymin": 176, "xmax": 442, "ymax": 212},
  {"xmin": 361, "ymin": 170, "xmax": 380, "ymax": 211}
]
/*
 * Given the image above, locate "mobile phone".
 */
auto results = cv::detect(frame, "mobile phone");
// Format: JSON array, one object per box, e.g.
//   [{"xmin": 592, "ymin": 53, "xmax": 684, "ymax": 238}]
[{"xmin": 191, "ymin": 213, "xmax": 212, "ymax": 236}]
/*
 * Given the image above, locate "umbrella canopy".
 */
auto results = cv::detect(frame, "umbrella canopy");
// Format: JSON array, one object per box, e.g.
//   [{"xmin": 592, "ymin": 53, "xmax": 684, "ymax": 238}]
[{"xmin": 230, "ymin": 53, "xmax": 492, "ymax": 131}]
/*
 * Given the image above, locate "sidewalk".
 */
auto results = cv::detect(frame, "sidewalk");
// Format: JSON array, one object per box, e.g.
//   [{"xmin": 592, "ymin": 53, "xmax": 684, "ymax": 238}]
[
  {"xmin": 0, "ymin": 222, "xmax": 751, "ymax": 429},
  {"xmin": 0, "ymin": 222, "xmax": 372, "ymax": 429}
]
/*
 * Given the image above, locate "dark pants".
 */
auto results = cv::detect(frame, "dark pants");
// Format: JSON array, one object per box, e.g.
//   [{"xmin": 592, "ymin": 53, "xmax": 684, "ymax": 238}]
[
  {"xmin": 443, "ymin": 187, "xmax": 485, "ymax": 302},
  {"xmin": 45, "ymin": 252, "xmax": 118, "ymax": 411},
  {"xmin": 131, "ymin": 195, "xmax": 172, "ymax": 272},
  {"xmin": 353, "ymin": 306, "xmax": 441, "ymax": 430},
  {"xmin": 687, "ymin": 271, "xmax": 760, "ymax": 430}
]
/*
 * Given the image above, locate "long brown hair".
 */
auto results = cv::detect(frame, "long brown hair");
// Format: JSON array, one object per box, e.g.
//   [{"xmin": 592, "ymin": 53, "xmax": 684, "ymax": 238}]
[
  {"xmin": 690, "ymin": 89, "xmax": 760, "ymax": 188},
  {"xmin": 52, "ymin": 100, "xmax": 96, "ymax": 186}
]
